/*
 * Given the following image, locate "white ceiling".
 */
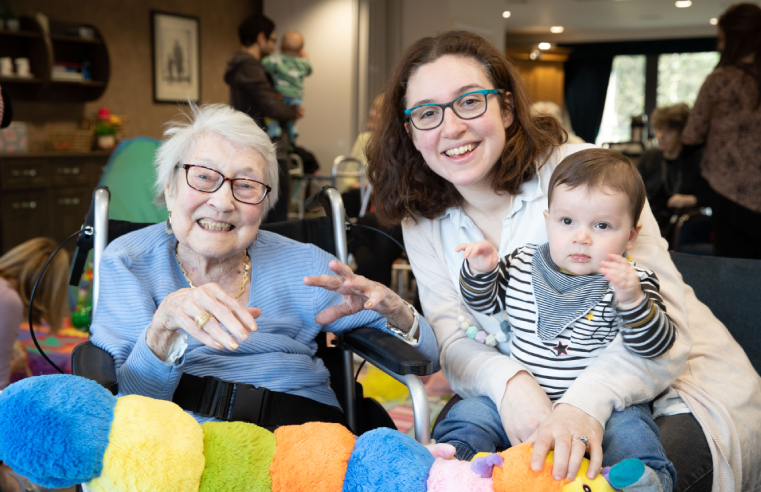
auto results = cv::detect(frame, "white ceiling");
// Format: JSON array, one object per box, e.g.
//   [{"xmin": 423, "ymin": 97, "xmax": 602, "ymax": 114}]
[{"xmin": 500, "ymin": 0, "xmax": 736, "ymax": 44}]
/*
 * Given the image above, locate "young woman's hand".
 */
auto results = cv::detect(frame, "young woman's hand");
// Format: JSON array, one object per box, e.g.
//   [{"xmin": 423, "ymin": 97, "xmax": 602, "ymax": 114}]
[
  {"xmin": 526, "ymin": 403, "xmax": 604, "ymax": 482},
  {"xmin": 599, "ymin": 254, "xmax": 644, "ymax": 308},
  {"xmin": 455, "ymin": 241, "xmax": 499, "ymax": 275},
  {"xmin": 499, "ymin": 371, "xmax": 553, "ymax": 445}
]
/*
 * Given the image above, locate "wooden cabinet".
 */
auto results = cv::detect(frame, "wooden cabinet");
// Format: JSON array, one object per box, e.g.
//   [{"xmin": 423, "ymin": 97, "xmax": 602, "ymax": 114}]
[
  {"xmin": 0, "ymin": 15, "xmax": 109, "ymax": 102},
  {"xmin": 0, "ymin": 152, "xmax": 109, "ymax": 254}
]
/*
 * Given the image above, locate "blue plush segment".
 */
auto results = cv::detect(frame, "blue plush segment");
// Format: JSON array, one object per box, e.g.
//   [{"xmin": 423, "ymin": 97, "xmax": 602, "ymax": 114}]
[
  {"xmin": 343, "ymin": 428, "xmax": 434, "ymax": 492},
  {"xmin": 0, "ymin": 375, "xmax": 116, "ymax": 488},
  {"xmin": 608, "ymin": 458, "xmax": 646, "ymax": 488}
]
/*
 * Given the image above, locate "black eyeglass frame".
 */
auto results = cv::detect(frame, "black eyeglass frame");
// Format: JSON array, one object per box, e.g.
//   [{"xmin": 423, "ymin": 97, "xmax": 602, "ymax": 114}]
[
  {"xmin": 181, "ymin": 164, "xmax": 272, "ymax": 205},
  {"xmin": 404, "ymin": 89, "xmax": 504, "ymax": 131}
]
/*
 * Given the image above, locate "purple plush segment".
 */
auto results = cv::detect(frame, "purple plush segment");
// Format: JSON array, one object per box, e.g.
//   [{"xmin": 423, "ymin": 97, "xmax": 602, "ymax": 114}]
[
  {"xmin": 470, "ymin": 454, "xmax": 504, "ymax": 478},
  {"xmin": 0, "ymin": 375, "xmax": 116, "ymax": 488}
]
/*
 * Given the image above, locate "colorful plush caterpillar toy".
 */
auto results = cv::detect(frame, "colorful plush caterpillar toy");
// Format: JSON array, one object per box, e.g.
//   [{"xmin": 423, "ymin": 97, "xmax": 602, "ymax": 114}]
[{"xmin": 0, "ymin": 375, "xmax": 650, "ymax": 492}]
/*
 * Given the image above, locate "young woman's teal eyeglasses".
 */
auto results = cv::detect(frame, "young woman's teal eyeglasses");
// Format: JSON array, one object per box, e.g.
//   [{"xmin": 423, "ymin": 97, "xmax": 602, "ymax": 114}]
[{"xmin": 404, "ymin": 89, "xmax": 503, "ymax": 130}]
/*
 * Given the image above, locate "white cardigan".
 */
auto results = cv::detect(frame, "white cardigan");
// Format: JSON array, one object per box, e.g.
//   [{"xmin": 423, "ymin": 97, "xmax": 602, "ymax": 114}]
[{"xmin": 403, "ymin": 144, "xmax": 761, "ymax": 492}]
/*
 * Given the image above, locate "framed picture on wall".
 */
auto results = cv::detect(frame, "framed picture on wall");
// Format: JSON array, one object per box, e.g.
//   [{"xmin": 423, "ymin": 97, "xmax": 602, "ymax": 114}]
[{"xmin": 151, "ymin": 11, "xmax": 201, "ymax": 103}]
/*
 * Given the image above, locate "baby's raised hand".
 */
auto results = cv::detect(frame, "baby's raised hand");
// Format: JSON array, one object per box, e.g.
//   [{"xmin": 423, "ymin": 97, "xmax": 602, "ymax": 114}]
[
  {"xmin": 599, "ymin": 254, "xmax": 644, "ymax": 309},
  {"xmin": 455, "ymin": 241, "xmax": 499, "ymax": 274}
]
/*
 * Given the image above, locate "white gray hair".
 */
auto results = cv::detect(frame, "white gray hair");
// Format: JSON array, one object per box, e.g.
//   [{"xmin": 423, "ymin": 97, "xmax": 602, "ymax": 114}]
[{"xmin": 154, "ymin": 102, "xmax": 279, "ymax": 213}]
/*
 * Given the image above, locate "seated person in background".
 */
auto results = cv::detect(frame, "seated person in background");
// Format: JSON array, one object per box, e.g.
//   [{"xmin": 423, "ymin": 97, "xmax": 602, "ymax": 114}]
[
  {"xmin": 531, "ymin": 101, "xmax": 585, "ymax": 144},
  {"xmin": 262, "ymin": 30, "xmax": 312, "ymax": 145},
  {"xmin": 445, "ymin": 148, "xmax": 677, "ymax": 492},
  {"xmin": 89, "ymin": 103, "xmax": 439, "ymax": 429},
  {"xmin": 637, "ymin": 103, "xmax": 705, "ymax": 232},
  {"xmin": 0, "ymin": 238, "xmax": 70, "ymax": 391}
]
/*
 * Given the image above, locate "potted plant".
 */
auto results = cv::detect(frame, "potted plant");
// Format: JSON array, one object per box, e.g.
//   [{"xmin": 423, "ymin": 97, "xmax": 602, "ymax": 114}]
[
  {"xmin": 94, "ymin": 122, "xmax": 116, "ymax": 150},
  {"xmin": 1, "ymin": 4, "xmax": 19, "ymax": 31}
]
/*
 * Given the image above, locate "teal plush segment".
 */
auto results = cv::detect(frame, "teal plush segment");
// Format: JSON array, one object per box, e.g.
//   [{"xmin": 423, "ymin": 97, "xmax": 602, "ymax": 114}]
[
  {"xmin": 343, "ymin": 427, "xmax": 433, "ymax": 492},
  {"xmin": 608, "ymin": 458, "xmax": 646, "ymax": 488},
  {"xmin": 199, "ymin": 421, "xmax": 277, "ymax": 492},
  {"xmin": 0, "ymin": 375, "xmax": 116, "ymax": 488}
]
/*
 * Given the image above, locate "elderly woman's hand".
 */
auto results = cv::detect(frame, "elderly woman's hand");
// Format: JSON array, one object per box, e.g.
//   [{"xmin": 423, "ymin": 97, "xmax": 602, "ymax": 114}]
[
  {"xmin": 303, "ymin": 260, "xmax": 415, "ymax": 333},
  {"xmin": 146, "ymin": 283, "xmax": 260, "ymax": 361}
]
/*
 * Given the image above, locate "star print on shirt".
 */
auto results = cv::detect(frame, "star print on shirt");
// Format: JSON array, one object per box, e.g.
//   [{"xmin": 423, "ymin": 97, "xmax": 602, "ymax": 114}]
[
  {"xmin": 585, "ymin": 313, "xmax": 594, "ymax": 321},
  {"xmin": 551, "ymin": 341, "xmax": 569, "ymax": 356}
]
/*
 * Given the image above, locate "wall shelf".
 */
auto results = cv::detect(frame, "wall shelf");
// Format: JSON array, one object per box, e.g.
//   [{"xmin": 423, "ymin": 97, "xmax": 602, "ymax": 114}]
[{"xmin": 0, "ymin": 15, "xmax": 109, "ymax": 102}]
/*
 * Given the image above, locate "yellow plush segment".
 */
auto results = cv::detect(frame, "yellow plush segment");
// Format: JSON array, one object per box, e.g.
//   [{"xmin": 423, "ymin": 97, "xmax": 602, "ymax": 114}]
[
  {"xmin": 270, "ymin": 422, "xmax": 356, "ymax": 492},
  {"xmin": 87, "ymin": 395, "xmax": 205, "ymax": 492},
  {"xmin": 199, "ymin": 421, "xmax": 276, "ymax": 492},
  {"xmin": 492, "ymin": 443, "xmax": 567, "ymax": 492},
  {"xmin": 561, "ymin": 459, "xmax": 616, "ymax": 492}
]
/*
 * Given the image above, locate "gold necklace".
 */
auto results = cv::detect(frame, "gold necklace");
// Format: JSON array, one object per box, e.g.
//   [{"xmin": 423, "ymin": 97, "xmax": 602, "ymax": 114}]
[{"xmin": 175, "ymin": 244, "xmax": 251, "ymax": 301}]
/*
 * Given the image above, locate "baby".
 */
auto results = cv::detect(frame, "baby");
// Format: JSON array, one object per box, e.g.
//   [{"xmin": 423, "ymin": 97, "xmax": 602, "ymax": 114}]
[
  {"xmin": 439, "ymin": 149, "xmax": 678, "ymax": 492},
  {"xmin": 261, "ymin": 30, "xmax": 312, "ymax": 144}
]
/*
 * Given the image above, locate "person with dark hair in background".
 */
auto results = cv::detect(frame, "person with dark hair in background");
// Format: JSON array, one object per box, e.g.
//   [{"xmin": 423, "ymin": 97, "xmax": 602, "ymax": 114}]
[
  {"xmin": 225, "ymin": 14, "xmax": 302, "ymax": 222},
  {"xmin": 682, "ymin": 2, "xmax": 761, "ymax": 259},
  {"xmin": 638, "ymin": 104, "xmax": 706, "ymax": 236}
]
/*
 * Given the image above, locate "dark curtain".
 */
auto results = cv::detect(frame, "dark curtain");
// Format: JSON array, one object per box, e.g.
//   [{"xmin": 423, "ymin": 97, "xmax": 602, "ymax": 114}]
[{"xmin": 564, "ymin": 57, "xmax": 613, "ymax": 144}]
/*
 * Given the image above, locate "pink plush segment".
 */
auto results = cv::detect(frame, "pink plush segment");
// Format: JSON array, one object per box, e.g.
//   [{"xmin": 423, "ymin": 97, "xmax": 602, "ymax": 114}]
[{"xmin": 426, "ymin": 458, "xmax": 494, "ymax": 492}]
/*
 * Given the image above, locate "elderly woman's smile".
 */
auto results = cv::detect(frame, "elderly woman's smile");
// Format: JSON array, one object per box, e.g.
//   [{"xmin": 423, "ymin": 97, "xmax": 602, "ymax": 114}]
[{"xmin": 166, "ymin": 133, "xmax": 266, "ymax": 264}]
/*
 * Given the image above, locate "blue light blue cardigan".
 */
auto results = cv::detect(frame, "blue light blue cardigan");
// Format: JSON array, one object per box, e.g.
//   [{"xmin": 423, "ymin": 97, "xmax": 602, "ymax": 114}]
[{"xmin": 90, "ymin": 223, "xmax": 439, "ymax": 422}]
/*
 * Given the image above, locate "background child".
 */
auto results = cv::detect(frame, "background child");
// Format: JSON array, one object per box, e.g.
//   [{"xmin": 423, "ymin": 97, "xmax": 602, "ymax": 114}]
[
  {"xmin": 261, "ymin": 30, "xmax": 312, "ymax": 144},
  {"xmin": 435, "ymin": 148, "xmax": 677, "ymax": 492}
]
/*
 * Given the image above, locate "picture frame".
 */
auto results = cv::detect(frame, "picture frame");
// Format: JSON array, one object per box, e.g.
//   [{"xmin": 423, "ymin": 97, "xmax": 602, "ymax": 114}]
[{"xmin": 151, "ymin": 11, "xmax": 201, "ymax": 103}]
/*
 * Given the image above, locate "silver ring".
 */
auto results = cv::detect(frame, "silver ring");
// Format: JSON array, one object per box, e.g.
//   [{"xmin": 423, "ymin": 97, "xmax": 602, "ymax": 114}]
[{"xmin": 573, "ymin": 436, "xmax": 589, "ymax": 445}]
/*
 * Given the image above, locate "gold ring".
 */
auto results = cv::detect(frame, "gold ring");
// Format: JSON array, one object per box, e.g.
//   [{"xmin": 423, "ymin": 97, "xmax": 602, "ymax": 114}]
[{"xmin": 194, "ymin": 312, "xmax": 211, "ymax": 329}]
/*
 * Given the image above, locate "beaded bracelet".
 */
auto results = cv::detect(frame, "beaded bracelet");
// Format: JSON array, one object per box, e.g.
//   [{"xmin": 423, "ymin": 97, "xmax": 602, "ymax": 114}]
[{"xmin": 458, "ymin": 312, "xmax": 511, "ymax": 347}]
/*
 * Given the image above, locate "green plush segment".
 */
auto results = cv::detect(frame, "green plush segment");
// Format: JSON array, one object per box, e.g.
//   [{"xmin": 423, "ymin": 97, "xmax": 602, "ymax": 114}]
[{"xmin": 199, "ymin": 421, "xmax": 276, "ymax": 492}]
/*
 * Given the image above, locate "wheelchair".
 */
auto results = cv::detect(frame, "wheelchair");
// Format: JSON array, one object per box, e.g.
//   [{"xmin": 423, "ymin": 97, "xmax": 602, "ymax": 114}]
[{"xmin": 68, "ymin": 185, "xmax": 434, "ymax": 444}]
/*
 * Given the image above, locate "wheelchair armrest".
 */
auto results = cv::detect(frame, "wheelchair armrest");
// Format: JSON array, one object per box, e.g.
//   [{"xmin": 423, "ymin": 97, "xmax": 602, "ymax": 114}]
[
  {"xmin": 71, "ymin": 341, "xmax": 118, "ymax": 395},
  {"xmin": 339, "ymin": 327, "xmax": 432, "ymax": 377}
]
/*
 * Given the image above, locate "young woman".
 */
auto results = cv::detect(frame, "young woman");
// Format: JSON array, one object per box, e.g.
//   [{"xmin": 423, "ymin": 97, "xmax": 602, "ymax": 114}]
[
  {"xmin": 367, "ymin": 30, "xmax": 761, "ymax": 492},
  {"xmin": 0, "ymin": 237, "xmax": 70, "ymax": 390},
  {"xmin": 682, "ymin": 2, "xmax": 761, "ymax": 259}
]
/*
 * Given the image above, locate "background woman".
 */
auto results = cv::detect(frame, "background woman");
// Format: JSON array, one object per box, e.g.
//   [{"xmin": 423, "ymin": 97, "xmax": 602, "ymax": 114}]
[
  {"xmin": 0, "ymin": 238, "xmax": 70, "ymax": 391},
  {"xmin": 89, "ymin": 103, "xmax": 439, "ymax": 428},
  {"xmin": 367, "ymin": 30, "xmax": 761, "ymax": 491},
  {"xmin": 682, "ymin": 2, "xmax": 761, "ymax": 259}
]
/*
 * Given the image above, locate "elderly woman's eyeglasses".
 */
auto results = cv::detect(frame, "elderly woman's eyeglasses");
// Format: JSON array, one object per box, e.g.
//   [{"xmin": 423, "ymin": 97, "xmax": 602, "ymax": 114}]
[
  {"xmin": 181, "ymin": 164, "xmax": 271, "ymax": 205},
  {"xmin": 404, "ymin": 89, "xmax": 502, "ymax": 131}
]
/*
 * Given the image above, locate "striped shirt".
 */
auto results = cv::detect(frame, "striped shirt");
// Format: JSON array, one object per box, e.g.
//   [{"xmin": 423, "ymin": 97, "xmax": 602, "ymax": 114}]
[{"xmin": 460, "ymin": 244, "xmax": 677, "ymax": 401}]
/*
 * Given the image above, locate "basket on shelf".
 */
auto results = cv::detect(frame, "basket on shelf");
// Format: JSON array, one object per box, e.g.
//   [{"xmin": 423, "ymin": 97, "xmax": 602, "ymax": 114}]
[
  {"xmin": 48, "ymin": 129, "xmax": 95, "ymax": 152},
  {"xmin": 84, "ymin": 115, "xmax": 129, "ymax": 142}
]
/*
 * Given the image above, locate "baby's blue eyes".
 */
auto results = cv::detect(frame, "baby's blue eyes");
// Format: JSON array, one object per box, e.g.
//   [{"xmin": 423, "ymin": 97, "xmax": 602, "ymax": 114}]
[
  {"xmin": 561, "ymin": 218, "xmax": 573, "ymax": 225},
  {"xmin": 596, "ymin": 222, "xmax": 610, "ymax": 230},
  {"xmin": 559, "ymin": 218, "xmax": 611, "ymax": 229}
]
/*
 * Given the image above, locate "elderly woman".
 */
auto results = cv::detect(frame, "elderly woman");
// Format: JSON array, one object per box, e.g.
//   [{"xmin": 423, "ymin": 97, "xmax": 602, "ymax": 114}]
[
  {"xmin": 89, "ymin": 103, "xmax": 438, "ymax": 428},
  {"xmin": 367, "ymin": 30, "xmax": 761, "ymax": 491}
]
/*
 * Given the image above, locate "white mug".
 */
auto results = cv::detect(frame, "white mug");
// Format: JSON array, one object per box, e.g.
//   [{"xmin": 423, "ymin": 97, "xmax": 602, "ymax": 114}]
[
  {"xmin": 0, "ymin": 57, "xmax": 14, "ymax": 76},
  {"xmin": 14, "ymin": 58, "xmax": 30, "ymax": 77}
]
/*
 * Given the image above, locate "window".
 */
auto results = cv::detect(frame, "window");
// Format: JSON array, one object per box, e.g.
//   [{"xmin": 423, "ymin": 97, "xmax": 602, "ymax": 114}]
[
  {"xmin": 596, "ymin": 51, "xmax": 718, "ymax": 144},
  {"xmin": 657, "ymin": 52, "xmax": 719, "ymax": 106},
  {"xmin": 596, "ymin": 55, "xmax": 645, "ymax": 145}
]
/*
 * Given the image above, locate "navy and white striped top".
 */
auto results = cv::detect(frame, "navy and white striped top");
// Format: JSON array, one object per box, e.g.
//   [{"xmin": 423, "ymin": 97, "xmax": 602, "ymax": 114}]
[{"xmin": 460, "ymin": 244, "xmax": 676, "ymax": 401}]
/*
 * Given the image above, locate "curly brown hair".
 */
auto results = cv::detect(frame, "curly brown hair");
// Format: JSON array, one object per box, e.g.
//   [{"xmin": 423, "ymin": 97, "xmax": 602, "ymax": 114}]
[{"xmin": 366, "ymin": 31, "xmax": 566, "ymax": 226}]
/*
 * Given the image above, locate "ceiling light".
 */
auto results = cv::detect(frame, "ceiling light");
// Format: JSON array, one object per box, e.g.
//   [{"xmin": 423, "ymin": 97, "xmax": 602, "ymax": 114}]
[
  {"xmin": 550, "ymin": 26, "xmax": 564, "ymax": 33},
  {"xmin": 709, "ymin": 17, "xmax": 718, "ymax": 25},
  {"xmin": 502, "ymin": 11, "xmax": 511, "ymax": 18},
  {"xmin": 675, "ymin": 1, "xmax": 692, "ymax": 8},
  {"xmin": 538, "ymin": 42, "xmax": 551, "ymax": 50}
]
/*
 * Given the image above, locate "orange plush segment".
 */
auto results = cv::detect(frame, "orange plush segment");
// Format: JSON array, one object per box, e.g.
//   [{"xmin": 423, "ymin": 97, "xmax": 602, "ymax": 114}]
[
  {"xmin": 492, "ymin": 443, "xmax": 568, "ymax": 492},
  {"xmin": 270, "ymin": 422, "xmax": 356, "ymax": 492}
]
